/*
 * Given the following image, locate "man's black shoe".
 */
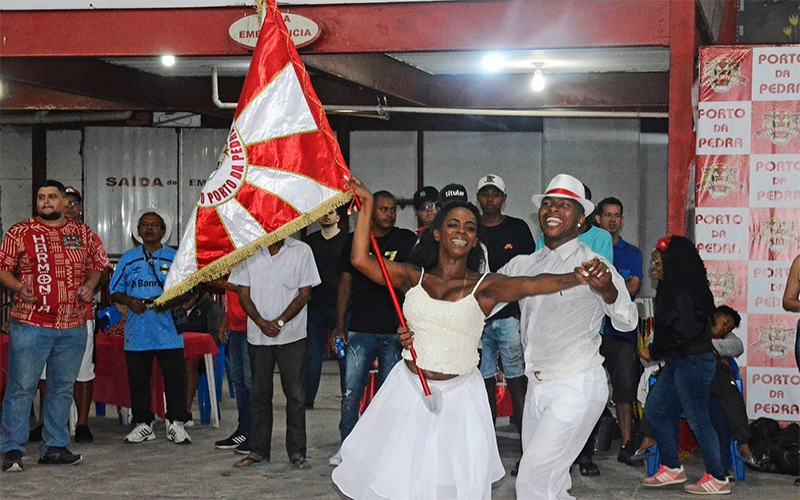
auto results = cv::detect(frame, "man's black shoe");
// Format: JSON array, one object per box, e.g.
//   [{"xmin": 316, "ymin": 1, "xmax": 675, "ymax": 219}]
[
  {"xmin": 214, "ymin": 432, "xmax": 246, "ymax": 450},
  {"xmin": 618, "ymin": 441, "xmax": 643, "ymax": 466},
  {"xmin": 2, "ymin": 450, "xmax": 23, "ymax": 472},
  {"xmin": 74, "ymin": 425, "xmax": 94, "ymax": 443},
  {"xmin": 28, "ymin": 424, "xmax": 43, "ymax": 443},
  {"xmin": 38, "ymin": 447, "xmax": 83, "ymax": 466}
]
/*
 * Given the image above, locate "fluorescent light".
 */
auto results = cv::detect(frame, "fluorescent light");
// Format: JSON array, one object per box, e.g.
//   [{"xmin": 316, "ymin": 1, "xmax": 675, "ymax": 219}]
[
  {"xmin": 161, "ymin": 54, "xmax": 176, "ymax": 67},
  {"xmin": 531, "ymin": 68, "xmax": 545, "ymax": 92},
  {"xmin": 482, "ymin": 53, "xmax": 505, "ymax": 72}
]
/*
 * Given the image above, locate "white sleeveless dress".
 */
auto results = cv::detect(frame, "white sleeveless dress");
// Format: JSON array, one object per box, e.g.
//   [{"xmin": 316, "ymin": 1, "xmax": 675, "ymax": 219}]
[{"xmin": 332, "ymin": 271, "xmax": 504, "ymax": 499}]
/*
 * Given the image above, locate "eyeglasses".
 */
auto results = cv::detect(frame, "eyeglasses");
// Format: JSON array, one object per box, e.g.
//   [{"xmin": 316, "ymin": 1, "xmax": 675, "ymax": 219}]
[
  {"xmin": 418, "ymin": 203, "xmax": 438, "ymax": 212},
  {"xmin": 67, "ymin": 201, "xmax": 82, "ymax": 208},
  {"xmin": 649, "ymin": 260, "xmax": 662, "ymax": 268}
]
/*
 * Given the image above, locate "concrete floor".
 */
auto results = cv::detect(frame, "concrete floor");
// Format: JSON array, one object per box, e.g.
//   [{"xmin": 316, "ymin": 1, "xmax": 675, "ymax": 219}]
[{"xmin": 2, "ymin": 360, "xmax": 798, "ymax": 499}]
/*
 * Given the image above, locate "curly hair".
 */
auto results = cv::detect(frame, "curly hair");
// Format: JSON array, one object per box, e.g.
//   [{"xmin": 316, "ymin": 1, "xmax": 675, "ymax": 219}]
[
  {"xmin": 409, "ymin": 201, "xmax": 485, "ymax": 272},
  {"xmin": 656, "ymin": 235, "xmax": 715, "ymax": 319}
]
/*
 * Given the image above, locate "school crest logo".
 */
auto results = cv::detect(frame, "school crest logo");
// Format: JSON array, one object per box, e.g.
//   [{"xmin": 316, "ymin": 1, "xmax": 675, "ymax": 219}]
[
  {"xmin": 751, "ymin": 323, "xmax": 795, "ymax": 359},
  {"xmin": 62, "ymin": 234, "xmax": 81, "ymax": 250},
  {"xmin": 701, "ymin": 57, "xmax": 748, "ymax": 93},
  {"xmin": 755, "ymin": 109, "xmax": 800, "ymax": 146},
  {"xmin": 754, "ymin": 217, "xmax": 798, "ymax": 253},
  {"xmin": 707, "ymin": 269, "xmax": 739, "ymax": 305},
  {"xmin": 697, "ymin": 163, "xmax": 744, "ymax": 200}
]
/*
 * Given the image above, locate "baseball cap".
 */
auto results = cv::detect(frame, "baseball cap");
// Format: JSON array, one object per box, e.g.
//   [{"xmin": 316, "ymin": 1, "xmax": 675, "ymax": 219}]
[
  {"xmin": 412, "ymin": 186, "xmax": 439, "ymax": 210},
  {"xmin": 438, "ymin": 183, "xmax": 468, "ymax": 206},
  {"xmin": 476, "ymin": 174, "xmax": 506, "ymax": 194},
  {"xmin": 64, "ymin": 186, "xmax": 82, "ymax": 201}
]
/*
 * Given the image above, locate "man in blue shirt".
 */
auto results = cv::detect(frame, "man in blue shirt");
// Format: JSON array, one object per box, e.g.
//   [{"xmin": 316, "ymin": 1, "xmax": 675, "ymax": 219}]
[
  {"xmin": 110, "ymin": 210, "xmax": 191, "ymax": 445},
  {"xmin": 595, "ymin": 197, "xmax": 643, "ymax": 465}
]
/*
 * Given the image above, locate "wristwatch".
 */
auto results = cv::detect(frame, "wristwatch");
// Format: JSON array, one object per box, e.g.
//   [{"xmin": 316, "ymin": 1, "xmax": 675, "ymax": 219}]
[{"xmin": 276, "ymin": 319, "xmax": 285, "ymax": 328}]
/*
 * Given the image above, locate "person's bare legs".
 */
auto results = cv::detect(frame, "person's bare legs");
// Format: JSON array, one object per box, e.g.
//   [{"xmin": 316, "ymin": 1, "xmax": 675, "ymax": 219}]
[
  {"xmin": 74, "ymin": 381, "xmax": 92, "ymax": 426},
  {"xmin": 618, "ymin": 402, "xmax": 633, "ymax": 445}
]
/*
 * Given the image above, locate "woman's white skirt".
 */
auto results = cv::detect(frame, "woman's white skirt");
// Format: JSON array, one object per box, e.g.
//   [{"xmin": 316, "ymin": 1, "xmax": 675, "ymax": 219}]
[{"xmin": 332, "ymin": 362, "xmax": 505, "ymax": 499}]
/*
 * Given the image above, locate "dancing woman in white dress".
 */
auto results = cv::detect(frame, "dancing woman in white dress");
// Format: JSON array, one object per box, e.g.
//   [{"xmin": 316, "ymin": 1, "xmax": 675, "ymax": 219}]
[{"xmin": 332, "ymin": 178, "xmax": 609, "ymax": 499}]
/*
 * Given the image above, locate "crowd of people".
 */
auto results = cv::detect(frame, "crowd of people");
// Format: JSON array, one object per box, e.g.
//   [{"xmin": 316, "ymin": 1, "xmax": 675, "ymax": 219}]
[{"xmin": 0, "ymin": 175, "xmax": 798, "ymax": 498}]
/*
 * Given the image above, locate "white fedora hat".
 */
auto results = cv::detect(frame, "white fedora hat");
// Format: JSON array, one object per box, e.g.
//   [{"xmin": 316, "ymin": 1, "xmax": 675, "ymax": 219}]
[
  {"xmin": 132, "ymin": 207, "xmax": 173, "ymax": 244},
  {"xmin": 531, "ymin": 174, "xmax": 594, "ymax": 214}
]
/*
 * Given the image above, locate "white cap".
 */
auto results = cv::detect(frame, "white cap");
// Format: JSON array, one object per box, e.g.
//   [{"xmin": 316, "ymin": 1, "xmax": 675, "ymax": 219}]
[{"xmin": 476, "ymin": 174, "xmax": 506, "ymax": 194}]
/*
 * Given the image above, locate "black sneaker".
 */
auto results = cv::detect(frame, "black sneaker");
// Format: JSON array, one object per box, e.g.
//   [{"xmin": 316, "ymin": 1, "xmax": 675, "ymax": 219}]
[
  {"xmin": 28, "ymin": 424, "xmax": 43, "ymax": 443},
  {"xmin": 74, "ymin": 425, "xmax": 94, "ymax": 444},
  {"xmin": 214, "ymin": 432, "xmax": 247, "ymax": 450},
  {"xmin": 234, "ymin": 440, "xmax": 251, "ymax": 455},
  {"xmin": 38, "ymin": 447, "xmax": 83, "ymax": 466},
  {"xmin": 2, "ymin": 450, "xmax": 23, "ymax": 472}
]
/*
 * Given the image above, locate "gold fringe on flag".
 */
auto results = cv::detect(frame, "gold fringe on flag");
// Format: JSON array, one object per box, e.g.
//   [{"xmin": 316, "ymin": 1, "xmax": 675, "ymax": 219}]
[{"xmin": 155, "ymin": 190, "xmax": 352, "ymax": 305}]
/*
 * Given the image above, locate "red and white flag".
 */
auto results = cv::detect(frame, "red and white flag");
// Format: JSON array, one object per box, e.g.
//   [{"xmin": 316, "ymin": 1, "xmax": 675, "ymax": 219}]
[{"xmin": 159, "ymin": 0, "xmax": 351, "ymax": 302}]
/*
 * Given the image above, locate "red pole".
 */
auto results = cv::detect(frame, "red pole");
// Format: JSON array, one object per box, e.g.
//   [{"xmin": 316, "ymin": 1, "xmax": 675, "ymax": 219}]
[{"xmin": 352, "ymin": 196, "xmax": 432, "ymax": 397}]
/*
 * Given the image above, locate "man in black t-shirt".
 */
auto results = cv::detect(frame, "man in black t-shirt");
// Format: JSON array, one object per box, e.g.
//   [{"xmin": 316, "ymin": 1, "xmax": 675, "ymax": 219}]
[
  {"xmin": 329, "ymin": 191, "xmax": 416, "ymax": 466},
  {"xmin": 476, "ymin": 174, "xmax": 535, "ymax": 455},
  {"xmin": 304, "ymin": 210, "xmax": 348, "ymax": 409}
]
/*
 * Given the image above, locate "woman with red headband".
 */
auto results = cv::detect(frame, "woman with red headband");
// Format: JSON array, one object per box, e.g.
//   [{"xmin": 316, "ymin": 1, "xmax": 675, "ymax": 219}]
[
  {"xmin": 639, "ymin": 235, "xmax": 730, "ymax": 495},
  {"xmin": 332, "ymin": 177, "xmax": 605, "ymax": 499}
]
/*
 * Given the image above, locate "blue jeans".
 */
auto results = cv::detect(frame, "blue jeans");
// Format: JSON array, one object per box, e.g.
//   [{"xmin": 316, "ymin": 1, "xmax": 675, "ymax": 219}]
[
  {"xmin": 338, "ymin": 331, "xmax": 401, "ymax": 441},
  {"xmin": 479, "ymin": 316, "xmax": 525, "ymax": 379},
  {"xmin": 645, "ymin": 352, "xmax": 724, "ymax": 480},
  {"xmin": 305, "ymin": 310, "xmax": 346, "ymax": 405},
  {"xmin": 227, "ymin": 330, "xmax": 252, "ymax": 437},
  {"xmin": 1, "ymin": 320, "xmax": 86, "ymax": 456}
]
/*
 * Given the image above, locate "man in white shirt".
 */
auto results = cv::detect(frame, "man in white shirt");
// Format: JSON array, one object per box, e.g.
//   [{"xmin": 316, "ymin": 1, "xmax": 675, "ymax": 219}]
[
  {"xmin": 229, "ymin": 238, "xmax": 321, "ymax": 469},
  {"xmin": 500, "ymin": 174, "xmax": 638, "ymax": 499}
]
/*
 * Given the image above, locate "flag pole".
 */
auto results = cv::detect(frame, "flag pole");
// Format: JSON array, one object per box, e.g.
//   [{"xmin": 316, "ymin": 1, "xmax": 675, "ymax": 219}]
[{"xmin": 351, "ymin": 196, "xmax": 432, "ymax": 397}]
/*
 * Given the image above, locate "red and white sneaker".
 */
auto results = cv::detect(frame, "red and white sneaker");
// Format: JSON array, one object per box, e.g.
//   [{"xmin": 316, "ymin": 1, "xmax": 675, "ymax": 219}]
[
  {"xmin": 642, "ymin": 465, "xmax": 688, "ymax": 487},
  {"xmin": 684, "ymin": 473, "xmax": 731, "ymax": 495}
]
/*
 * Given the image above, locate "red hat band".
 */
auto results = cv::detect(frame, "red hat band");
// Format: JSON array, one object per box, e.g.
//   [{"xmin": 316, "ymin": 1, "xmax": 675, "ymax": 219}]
[{"xmin": 545, "ymin": 187, "xmax": 581, "ymax": 200}]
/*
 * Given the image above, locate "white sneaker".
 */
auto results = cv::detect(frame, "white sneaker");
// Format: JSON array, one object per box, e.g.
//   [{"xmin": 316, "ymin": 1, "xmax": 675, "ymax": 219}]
[
  {"xmin": 166, "ymin": 420, "xmax": 192, "ymax": 444},
  {"xmin": 124, "ymin": 422, "xmax": 155, "ymax": 444},
  {"xmin": 328, "ymin": 448, "xmax": 342, "ymax": 466}
]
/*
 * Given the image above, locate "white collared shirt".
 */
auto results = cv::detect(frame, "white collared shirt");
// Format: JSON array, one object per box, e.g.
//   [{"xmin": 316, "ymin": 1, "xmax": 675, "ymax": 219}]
[
  {"xmin": 499, "ymin": 238, "xmax": 638, "ymax": 378},
  {"xmin": 229, "ymin": 238, "xmax": 321, "ymax": 346}
]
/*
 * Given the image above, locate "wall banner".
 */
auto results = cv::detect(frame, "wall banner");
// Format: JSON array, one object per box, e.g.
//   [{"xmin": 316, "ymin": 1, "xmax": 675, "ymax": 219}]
[{"xmin": 696, "ymin": 45, "xmax": 800, "ymax": 422}]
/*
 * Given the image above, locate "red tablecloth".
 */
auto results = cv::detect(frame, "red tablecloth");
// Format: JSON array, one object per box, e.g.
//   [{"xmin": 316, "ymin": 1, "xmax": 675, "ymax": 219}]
[{"xmin": 93, "ymin": 332, "xmax": 218, "ymax": 418}]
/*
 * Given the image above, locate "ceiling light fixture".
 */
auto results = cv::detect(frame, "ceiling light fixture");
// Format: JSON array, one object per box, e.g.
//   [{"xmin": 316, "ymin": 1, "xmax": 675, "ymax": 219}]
[
  {"xmin": 482, "ymin": 53, "xmax": 505, "ymax": 72},
  {"xmin": 531, "ymin": 63, "xmax": 545, "ymax": 92},
  {"xmin": 161, "ymin": 54, "xmax": 176, "ymax": 67}
]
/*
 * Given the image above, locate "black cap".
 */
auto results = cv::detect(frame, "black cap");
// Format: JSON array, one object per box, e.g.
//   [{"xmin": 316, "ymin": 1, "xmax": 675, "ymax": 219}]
[
  {"xmin": 412, "ymin": 186, "xmax": 439, "ymax": 209},
  {"xmin": 438, "ymin": 183, "xmax": 468, "ymax": 206}
]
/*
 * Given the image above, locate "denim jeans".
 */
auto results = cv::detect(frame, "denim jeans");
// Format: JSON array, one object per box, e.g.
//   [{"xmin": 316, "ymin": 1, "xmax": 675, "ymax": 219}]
[
  {"xmin": 479, "ymin": 316, "xmax": 525, "ymax": 379},
  {"xmin": 305, "ymin": 310, "xmax": 346, "ymax": 406},
  {"xmin": 338, "ymin": 331, "xmax": 401, "ymax": 441},
  {"xmin": 227, "ymin": 330, "xmax": 252, "ymax": 436},
  {"xmin": 645, "ymin": 352, "xmax": 724, "ymax": 480},
  {"xmin": 1, "ymin": 320, "xmax": 86, "ymax": 456},
  {"xmin": 248, "ymin": 339, "xmax": 306, "ymax": 461}
]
